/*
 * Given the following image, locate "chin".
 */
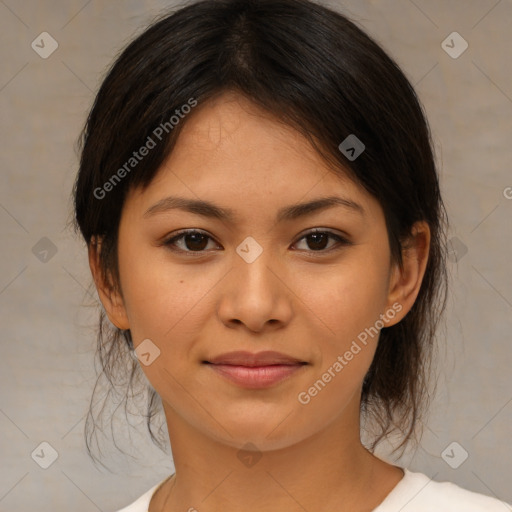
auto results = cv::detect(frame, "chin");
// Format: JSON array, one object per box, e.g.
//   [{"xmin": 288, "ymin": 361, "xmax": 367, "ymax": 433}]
[{"xmin": 203, "ymin": 414, "xmax": 313, "ymax": 453}]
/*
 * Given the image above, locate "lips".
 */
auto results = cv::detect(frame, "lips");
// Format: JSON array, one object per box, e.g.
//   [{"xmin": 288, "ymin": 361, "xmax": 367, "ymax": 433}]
[
  {"xmin": 203, "ymin": 351, "xmax": 308, "ymax": 389},
  {"xmin": 204, "ymin": 350, "xmax": 307, "ymax": 366}
]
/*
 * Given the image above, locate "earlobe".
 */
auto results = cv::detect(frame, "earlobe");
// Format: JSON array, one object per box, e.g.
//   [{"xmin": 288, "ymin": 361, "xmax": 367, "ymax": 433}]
[
  {"xmin": 384, "ymin": 221, "xmax": 430, "ymax": 326},
  {"xmin": 88, "ymin": 236, "xmax": 130, "ymax": 330}
]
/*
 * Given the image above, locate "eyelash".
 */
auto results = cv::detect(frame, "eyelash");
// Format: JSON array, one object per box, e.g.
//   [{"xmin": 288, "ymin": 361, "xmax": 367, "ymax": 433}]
[{"xmin": 162, "ymin": 228, "xmax": 351, "ymax": 256}]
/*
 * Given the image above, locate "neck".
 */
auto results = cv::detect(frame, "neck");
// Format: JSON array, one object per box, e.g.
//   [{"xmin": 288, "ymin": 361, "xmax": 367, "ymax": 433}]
[{"xmin": 150, "ymin": 400, "xmax": 403, "ymax": 512}]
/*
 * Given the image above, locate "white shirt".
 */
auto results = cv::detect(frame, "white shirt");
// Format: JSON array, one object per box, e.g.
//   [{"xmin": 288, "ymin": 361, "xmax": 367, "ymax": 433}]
[{"xmin": 115, "ymin": 469, "xmax": 511, "ymax": 511}]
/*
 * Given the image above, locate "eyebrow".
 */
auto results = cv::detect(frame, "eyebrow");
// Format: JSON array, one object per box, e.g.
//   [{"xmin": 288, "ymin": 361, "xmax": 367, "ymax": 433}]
[{"xmin": 143, "ymin": 194, "xmax": 365, "ymax": 222}]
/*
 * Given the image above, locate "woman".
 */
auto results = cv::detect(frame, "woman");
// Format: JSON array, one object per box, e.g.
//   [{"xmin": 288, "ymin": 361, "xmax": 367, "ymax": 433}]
[{"xmin": 72, "ymin": 0, "xmax": 511, "ymax": 510}]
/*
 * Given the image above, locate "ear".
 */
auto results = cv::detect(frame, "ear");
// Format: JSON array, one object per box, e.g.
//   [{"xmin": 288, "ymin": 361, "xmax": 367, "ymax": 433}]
[
  {"xmin": 384, "ymin": 220, "xmax": 430, "ymax": 326},
  {"xmin": 88, "ymin": 236, "xmax": 130, "ymax": 330}
]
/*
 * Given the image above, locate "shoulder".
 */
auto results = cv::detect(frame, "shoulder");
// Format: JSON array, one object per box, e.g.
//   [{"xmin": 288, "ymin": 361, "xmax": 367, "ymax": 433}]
[
  {"xmin": 375, "ymin": 469, "xmax": 511, "ymax": 512},
  {"xmin": 114, "ymin": 477, "xmax": 168, "ymax": 512}
]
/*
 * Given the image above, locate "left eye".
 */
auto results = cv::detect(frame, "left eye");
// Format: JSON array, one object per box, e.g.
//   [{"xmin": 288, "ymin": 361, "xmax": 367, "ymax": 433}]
[
  {"xmin": 293, "ymin": 229, "xmax": 349, "ymax": 252},
  {"xmin": 163, "ymin": 229, "xmax": 350, "ymax": 254}
]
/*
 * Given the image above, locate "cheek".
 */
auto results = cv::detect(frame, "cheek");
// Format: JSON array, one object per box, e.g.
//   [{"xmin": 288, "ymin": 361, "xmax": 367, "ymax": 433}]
[
  {"xmin": 292, "ymin": 261, "xmax": 388, "ymax": 422},
  {"xmin": 298, "ymin": 256, "xmax": 390, "ymax": 346},
  {"xmin": 117, "ymin": 238, "xmax": 229, "ymax": 352}
]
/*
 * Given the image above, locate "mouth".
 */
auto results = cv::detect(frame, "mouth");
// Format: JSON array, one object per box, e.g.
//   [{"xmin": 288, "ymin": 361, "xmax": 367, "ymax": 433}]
[{"xmin": 202, "ymin": 351, "xmax": 308, "ymax": 389}]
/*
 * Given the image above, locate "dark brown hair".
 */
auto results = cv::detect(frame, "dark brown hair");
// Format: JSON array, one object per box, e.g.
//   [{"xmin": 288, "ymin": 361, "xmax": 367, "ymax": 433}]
[{"xmin": 72, "ymin": 0, "xmax": 448, "ymax": 469}]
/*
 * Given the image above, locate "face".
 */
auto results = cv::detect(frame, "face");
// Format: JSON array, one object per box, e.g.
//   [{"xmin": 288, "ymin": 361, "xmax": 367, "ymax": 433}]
[{"xmin": 92, "ymin": 91, "xmax": 427, "ymax": 452}]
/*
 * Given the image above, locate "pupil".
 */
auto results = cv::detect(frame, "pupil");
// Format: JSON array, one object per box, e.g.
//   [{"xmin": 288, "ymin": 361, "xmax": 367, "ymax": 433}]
[
  {"xmin": 186, "ymin": 233, "xmax": 208, "ymax": 251},
  {"xmin": 308, "ymin": 233, "xmax": 327, "ymax": 250}
]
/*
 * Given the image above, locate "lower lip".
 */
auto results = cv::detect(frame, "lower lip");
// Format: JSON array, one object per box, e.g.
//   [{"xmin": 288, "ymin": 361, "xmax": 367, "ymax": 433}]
[{"xmin": 206, "ymin": 363, "xmax": 305, "ymax": 389}]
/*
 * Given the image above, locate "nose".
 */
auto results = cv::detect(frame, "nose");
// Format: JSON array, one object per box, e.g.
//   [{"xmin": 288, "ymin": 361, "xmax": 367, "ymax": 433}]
[{"xmin": 216, "ymin": 242, "xmax": 294, "ymax": 333}]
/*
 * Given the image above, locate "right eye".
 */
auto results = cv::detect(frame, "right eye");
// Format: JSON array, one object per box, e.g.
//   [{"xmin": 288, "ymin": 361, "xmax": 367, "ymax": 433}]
[{"xmin": 163, "ymin": 229, "xmax": 221, "ymax": 254}]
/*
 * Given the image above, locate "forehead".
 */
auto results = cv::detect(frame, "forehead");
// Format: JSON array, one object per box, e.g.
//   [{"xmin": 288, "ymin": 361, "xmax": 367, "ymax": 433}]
[
  {"xmin": 170, "ymin": 92, "xmax": 326, "ymax": 175},
  {"xmin": 124, "ymin": 91, "xmax": 383, "ymax": 225}
]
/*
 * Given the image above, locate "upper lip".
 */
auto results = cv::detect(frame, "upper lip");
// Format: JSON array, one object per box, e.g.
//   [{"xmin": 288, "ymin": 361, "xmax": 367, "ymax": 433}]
[{"xmin": 205, "ymin": 350, "xmax": 307, "ymax": 366}]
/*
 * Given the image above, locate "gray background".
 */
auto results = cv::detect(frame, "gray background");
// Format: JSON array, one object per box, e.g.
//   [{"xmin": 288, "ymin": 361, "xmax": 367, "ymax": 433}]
[{"xmin": 1, "ymin": 0, "xmax": 511, "ymax": 510}]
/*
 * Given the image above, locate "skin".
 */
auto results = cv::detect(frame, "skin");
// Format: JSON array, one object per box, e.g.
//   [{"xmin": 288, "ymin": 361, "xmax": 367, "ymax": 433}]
[{"xmin": 89, "ymin": 90, "xmax": 430, "ymax": 512}]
